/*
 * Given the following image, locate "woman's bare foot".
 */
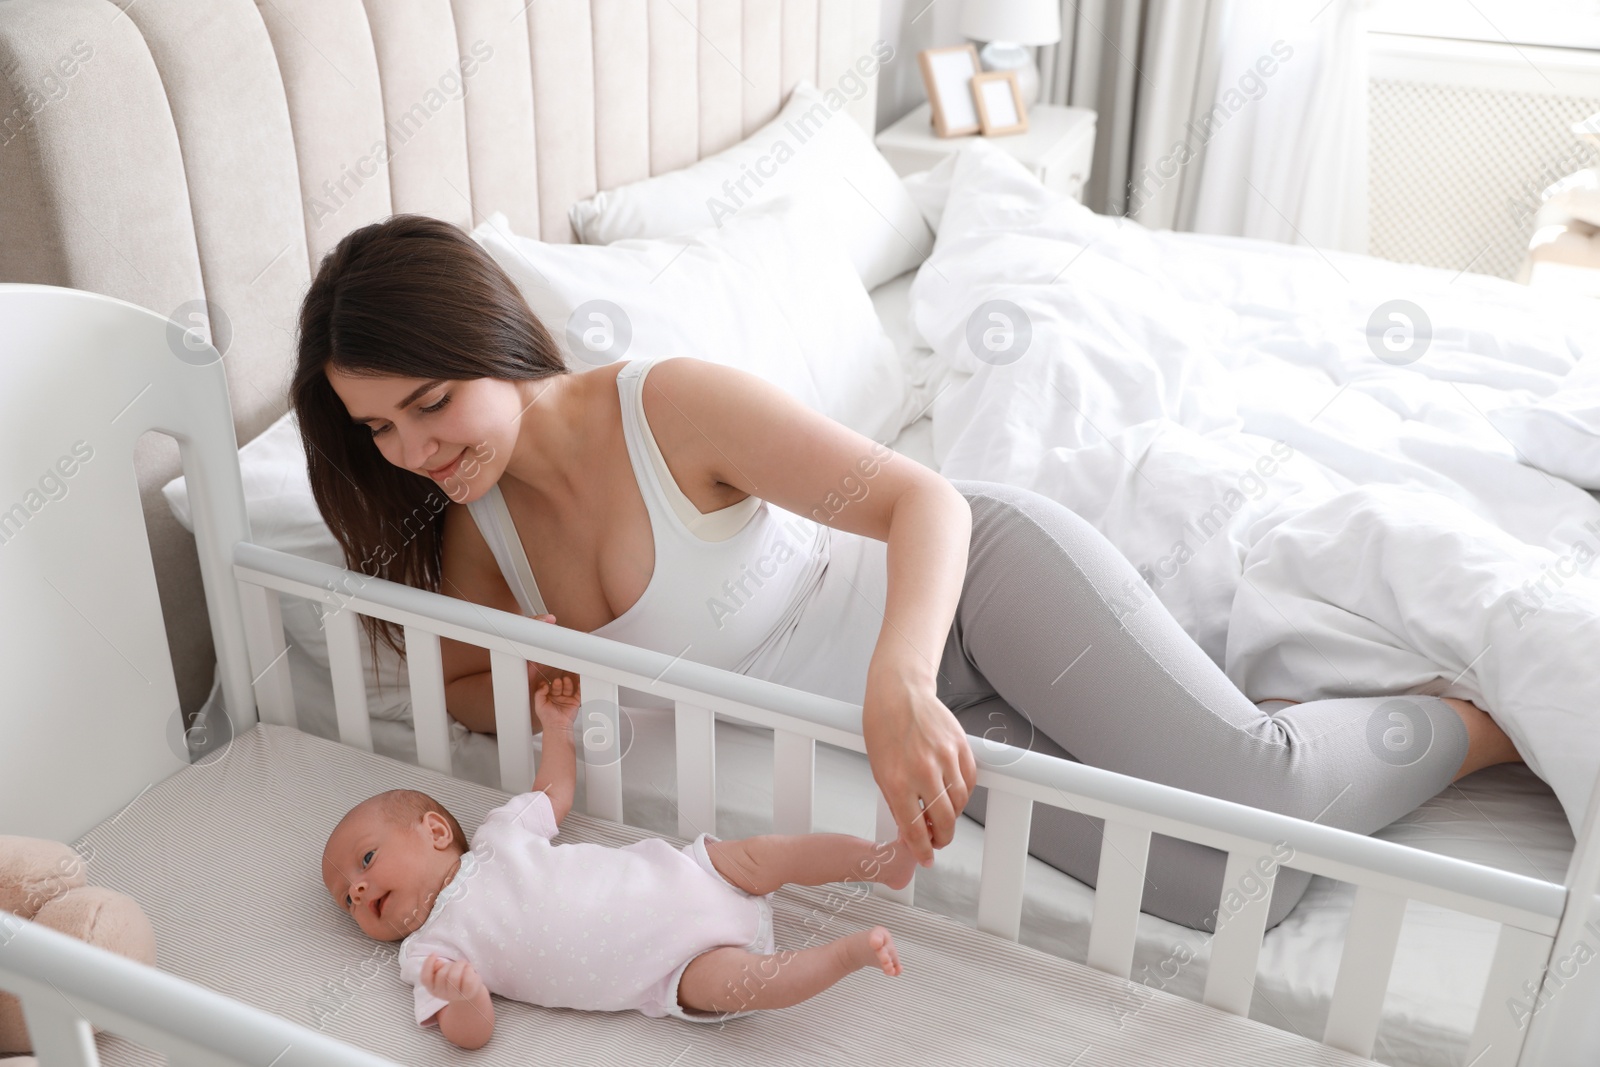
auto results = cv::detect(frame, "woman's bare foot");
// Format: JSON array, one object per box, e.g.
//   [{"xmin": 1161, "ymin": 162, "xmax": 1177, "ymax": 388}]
[
  {"xmin": 843, "ymin": 926, "xmax": 902, "ymax": 977},
  {"xmin": 867, "ymin": 833, "xmax": 920, "ymax": 890},
  {"xmin": 1441, "ymin": 697, "xmax": 1522, "ymax": 780}
]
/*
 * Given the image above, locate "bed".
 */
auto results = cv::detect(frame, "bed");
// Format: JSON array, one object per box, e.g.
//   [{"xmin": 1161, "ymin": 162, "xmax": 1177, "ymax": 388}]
[{"xmin": 3, "ymin": 1, "xmax": 1600, "ymax": 1066}]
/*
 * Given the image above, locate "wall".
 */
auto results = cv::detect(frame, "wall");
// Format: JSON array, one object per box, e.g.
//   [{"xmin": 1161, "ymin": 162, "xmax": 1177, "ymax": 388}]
[{"xmin": 874, "ymin": 0, "xmax": 965, "ymax": 130}]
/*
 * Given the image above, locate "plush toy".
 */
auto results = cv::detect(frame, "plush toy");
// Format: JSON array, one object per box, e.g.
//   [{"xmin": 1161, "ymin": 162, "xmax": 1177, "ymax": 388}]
[{"xmin": 0, "ymin": 835, "xmax": 157, "ymax": 1059}]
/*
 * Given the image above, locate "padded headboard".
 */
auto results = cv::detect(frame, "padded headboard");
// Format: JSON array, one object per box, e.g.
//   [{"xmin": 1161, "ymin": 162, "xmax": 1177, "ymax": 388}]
[{"xmin": 0, "ymin": 0, "xmax": 882, "ymax": 714}]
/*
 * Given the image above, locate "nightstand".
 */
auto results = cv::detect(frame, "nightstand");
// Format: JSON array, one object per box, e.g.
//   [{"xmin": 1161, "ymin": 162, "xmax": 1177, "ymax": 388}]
[{"xmin": 875, "ymin": 101, "xmax": 1097, "ymax": 203}]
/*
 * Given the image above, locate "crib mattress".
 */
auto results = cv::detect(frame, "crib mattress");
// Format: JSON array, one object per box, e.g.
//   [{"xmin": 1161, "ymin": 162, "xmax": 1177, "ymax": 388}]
[
  {"xmin": 615, "ymin": 714, "xmax": 1572, "ymax": 1067},
  {"xmin": 75, "ymin": 724, "xmax": 1378, "ymax": 1067}
]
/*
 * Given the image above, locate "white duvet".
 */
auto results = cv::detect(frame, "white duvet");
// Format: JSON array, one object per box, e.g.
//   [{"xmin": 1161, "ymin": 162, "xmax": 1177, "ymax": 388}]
[{"xmin": 909, "ymin": 142, "xmax": 1600, "ymax": 833}]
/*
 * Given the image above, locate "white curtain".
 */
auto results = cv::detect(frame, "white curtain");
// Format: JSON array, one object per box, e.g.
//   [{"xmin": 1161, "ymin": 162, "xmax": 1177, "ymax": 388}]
[
  {"xmin": 1039, "ymin": 0, "xmax": 1226, "ymax": 223},
  {"xmin": 1039, "ymin": 0, "xmax": 1371, "ymax": 252},
  {"xmin": 1186, "ymin": 0, "xmax": 1372, "ymax": 252}
]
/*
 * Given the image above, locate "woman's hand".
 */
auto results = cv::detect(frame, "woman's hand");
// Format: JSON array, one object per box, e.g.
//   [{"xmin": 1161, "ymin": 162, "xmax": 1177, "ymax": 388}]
[{"xmin": 861, "ymin": 662, "xmax": 977, "ymax": 868}]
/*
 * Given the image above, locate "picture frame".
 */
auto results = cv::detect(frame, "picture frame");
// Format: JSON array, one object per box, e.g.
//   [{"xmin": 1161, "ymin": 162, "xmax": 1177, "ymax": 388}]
[
  {"xmin": 917, "ymin": 44, "xmax": 982, "ymax": 138},
  {"xmin": 972, "ymin": 70, "xmax": 1028, "ymax": 137}
]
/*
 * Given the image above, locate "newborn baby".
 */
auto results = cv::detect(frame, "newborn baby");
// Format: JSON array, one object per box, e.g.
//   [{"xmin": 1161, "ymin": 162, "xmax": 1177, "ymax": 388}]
[{"xmin": 322, "ymin": 675, "xmax": 915, "ymax": 1048}]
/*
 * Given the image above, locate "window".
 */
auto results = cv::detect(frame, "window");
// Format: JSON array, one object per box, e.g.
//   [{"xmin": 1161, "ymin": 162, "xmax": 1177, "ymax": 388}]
[{"xmin": 1368, "ymin": 0, "xmax": 1600, "ymax": 51}]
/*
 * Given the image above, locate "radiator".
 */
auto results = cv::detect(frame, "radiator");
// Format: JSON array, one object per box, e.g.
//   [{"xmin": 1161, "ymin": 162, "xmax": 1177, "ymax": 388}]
[{"xmin": 1368, "ymin": 33, "xmax": 1600, "ymax": 280}]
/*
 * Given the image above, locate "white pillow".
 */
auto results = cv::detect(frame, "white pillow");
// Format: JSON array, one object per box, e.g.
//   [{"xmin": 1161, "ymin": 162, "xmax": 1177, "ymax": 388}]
[
  {"xmin": 162, "ymin": 414, "xmax": 526, "ymax": 790},
  {"xmin": 474, "ymin": 195, "xmax": 915, "ymax": 442},
  {"xmin": 161, "ymin": 412, "xmax": 414, "ymax": 727},
  {"xmin": 1489, "ymin": 351, "xmax": 1600, "ymax": 488},
  {"xmin": 900, "ymin": 150, "xmax": 962, "ymax": 235},
  {"xmin": 568, "ymin": 80, "xmax": 933, "ymax": 291}
]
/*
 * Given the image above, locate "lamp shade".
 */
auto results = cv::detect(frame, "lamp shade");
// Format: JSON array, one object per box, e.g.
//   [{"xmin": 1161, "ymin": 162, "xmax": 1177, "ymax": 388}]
[{"xmin": 959, "ymin": 0, "xmax": 1062, "ymax": 45}]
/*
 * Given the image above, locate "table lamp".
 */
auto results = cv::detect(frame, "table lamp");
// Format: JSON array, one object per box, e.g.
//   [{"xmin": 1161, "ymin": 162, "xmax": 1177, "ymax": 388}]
[{"xmin": 959, "ymin": 0, "xmax": 1061, "ymax": 107}]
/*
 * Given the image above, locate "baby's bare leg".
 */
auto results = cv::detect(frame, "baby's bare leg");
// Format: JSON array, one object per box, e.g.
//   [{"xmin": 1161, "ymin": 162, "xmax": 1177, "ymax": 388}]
[
  {"xmin": 703, "ymin": 833, "xmax": 917, "ymax": 896},
  {"xmin": 677, "ymin": 927, "xmax": 901, "ymax": 1014}
]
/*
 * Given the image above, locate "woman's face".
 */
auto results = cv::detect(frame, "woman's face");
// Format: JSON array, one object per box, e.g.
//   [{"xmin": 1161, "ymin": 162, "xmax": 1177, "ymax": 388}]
[{"xmin": 325, "ymin": 368, "xmax": 527, "ymax": 503}]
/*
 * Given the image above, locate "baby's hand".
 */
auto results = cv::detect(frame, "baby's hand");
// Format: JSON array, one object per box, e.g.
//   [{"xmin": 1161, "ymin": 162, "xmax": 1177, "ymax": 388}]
[
  {"xmin": 534, "ymin": 674, "xmax": 581, "ymax": 733},
  {"xmin": 421, "ymin": 955, "xmax": 485, "ymax": 1006}
]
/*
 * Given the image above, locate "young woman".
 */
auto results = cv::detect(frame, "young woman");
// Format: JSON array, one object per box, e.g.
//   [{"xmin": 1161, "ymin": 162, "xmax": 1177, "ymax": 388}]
[{"xmin": 291, "ymin": 214, "xmax": 1520, "ymax": 931}]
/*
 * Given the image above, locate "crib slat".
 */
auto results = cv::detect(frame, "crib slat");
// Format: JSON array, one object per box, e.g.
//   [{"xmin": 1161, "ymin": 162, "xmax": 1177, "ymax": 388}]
[
  {"xmin": 1201, "ymin": 846, "xmax": 1276, "ymax": 1015},
  {"xmin": 675, "ymin": 701, "xmax": 716, "ymax": 840},
  {"xmin": 977, "ymin": 789, "xmax": 1034, "ymax": 942},
  {"xmin": 402, "ymin": 626, "xmax": 452, "ymax": 776},
  {"xmin": 322, "ymin": 604, "xmax": 373, "ymax": 752},
  {"xmin": 871, "ymin": 793, "xmax": 914, "ymax": 906},
  {"xmin": 772, "ymin": 729, "xmax": 815, "ymax": 835},
  {"xmin": 1465, "ymin": 924, "xmax": 1553, "ymax": 1067},
  {"xmin": 18, "ymin": 995, "xmax": 99, "ymax": 1066},
  {"xmin": 1086, "ymin": 820, "xmax": 1152, "ymax": 978},
  {"xmin": 578, "ymin": 675, "xmax": 624, "ymax": 823},
  {"xmin": 1322, "ymin": 885, "xmax": 1407, "ymax": 1056},
  {"xmin": 490, "ymin": 650, "xmax": 535, "ymax": 793},
  {"xmin": 239, "ymin": 582, "xmax": 295, "ymax": 727}
]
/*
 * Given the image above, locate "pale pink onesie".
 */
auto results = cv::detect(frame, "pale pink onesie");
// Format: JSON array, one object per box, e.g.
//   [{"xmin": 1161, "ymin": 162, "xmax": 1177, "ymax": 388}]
[{"xmin": 397, "ymin": 791, "xmax": 775, "ymax": 1025}]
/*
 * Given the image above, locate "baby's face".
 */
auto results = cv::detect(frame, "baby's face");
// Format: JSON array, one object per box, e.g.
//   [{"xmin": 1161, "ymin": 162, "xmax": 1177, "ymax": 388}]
[{"xmin": 322, "ymin": 800, "xmax": 462, "ymax": 942}]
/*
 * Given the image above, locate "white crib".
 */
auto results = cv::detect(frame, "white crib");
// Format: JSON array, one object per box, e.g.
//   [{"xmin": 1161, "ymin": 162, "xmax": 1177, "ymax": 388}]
[{"xmin": 3, "ymin": 287, "xmax": 1598, "ymax": 1065}]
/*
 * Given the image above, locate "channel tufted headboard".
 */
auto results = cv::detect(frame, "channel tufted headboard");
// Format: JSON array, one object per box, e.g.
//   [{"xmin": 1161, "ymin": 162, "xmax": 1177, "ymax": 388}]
[{"xmin": 0, "ymin": 0, "xmax": 882, "ymax": 714}]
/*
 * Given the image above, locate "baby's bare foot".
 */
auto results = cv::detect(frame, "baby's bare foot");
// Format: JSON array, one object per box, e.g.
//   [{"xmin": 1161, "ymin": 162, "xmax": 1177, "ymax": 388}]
[
  {"xmin": 843, "ymin": 926, "xmax": 902, "ymax": 977},
  {"xmin": 867, "ymin": 834, "xmax": 919, "ymax": 890}
]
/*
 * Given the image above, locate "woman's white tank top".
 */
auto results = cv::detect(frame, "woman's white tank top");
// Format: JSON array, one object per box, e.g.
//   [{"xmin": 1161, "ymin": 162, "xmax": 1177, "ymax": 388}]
[{"xmin": 464, "ymin": 358, "xmax": 889, "ymax": 700}]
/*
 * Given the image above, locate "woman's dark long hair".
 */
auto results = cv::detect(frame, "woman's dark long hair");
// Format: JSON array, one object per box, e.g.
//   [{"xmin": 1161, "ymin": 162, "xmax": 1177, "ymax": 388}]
[{"xmin": 291, "ymin": 214, "xmax": 566, "ymax": 669}]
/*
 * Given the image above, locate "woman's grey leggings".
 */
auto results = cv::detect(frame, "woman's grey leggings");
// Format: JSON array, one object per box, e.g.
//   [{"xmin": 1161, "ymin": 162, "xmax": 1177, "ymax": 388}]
[{"xmin": 937, "ymin": 480, "xmax": 1468, "ymax": 932}]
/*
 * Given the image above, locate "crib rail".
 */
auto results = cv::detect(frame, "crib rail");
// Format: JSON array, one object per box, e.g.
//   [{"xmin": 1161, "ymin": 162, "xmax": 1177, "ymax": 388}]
[
  {"xmin": 233, "ymin": 541, "xmax": 1570, "ymax": 1067},
  {"xmin": 0, "ymin": 915, "xmax": 402, "ymax": 1067}
]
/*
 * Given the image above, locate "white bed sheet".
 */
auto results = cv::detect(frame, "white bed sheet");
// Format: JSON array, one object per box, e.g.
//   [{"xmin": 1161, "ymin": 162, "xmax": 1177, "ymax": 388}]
[{"xmin": 868, "ymin": 268, "xmax": 973, "ymax": 469}]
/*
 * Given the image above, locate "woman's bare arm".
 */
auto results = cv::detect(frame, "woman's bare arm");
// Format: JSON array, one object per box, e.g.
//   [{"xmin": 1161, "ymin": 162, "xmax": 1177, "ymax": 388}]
[
  {"xmin": 637, "ymin": 359, "xmax": 969, "ymax": 663},
  {"xmin": 639, "ymin": 358, "xmax": 976, "ymax": 862}
]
